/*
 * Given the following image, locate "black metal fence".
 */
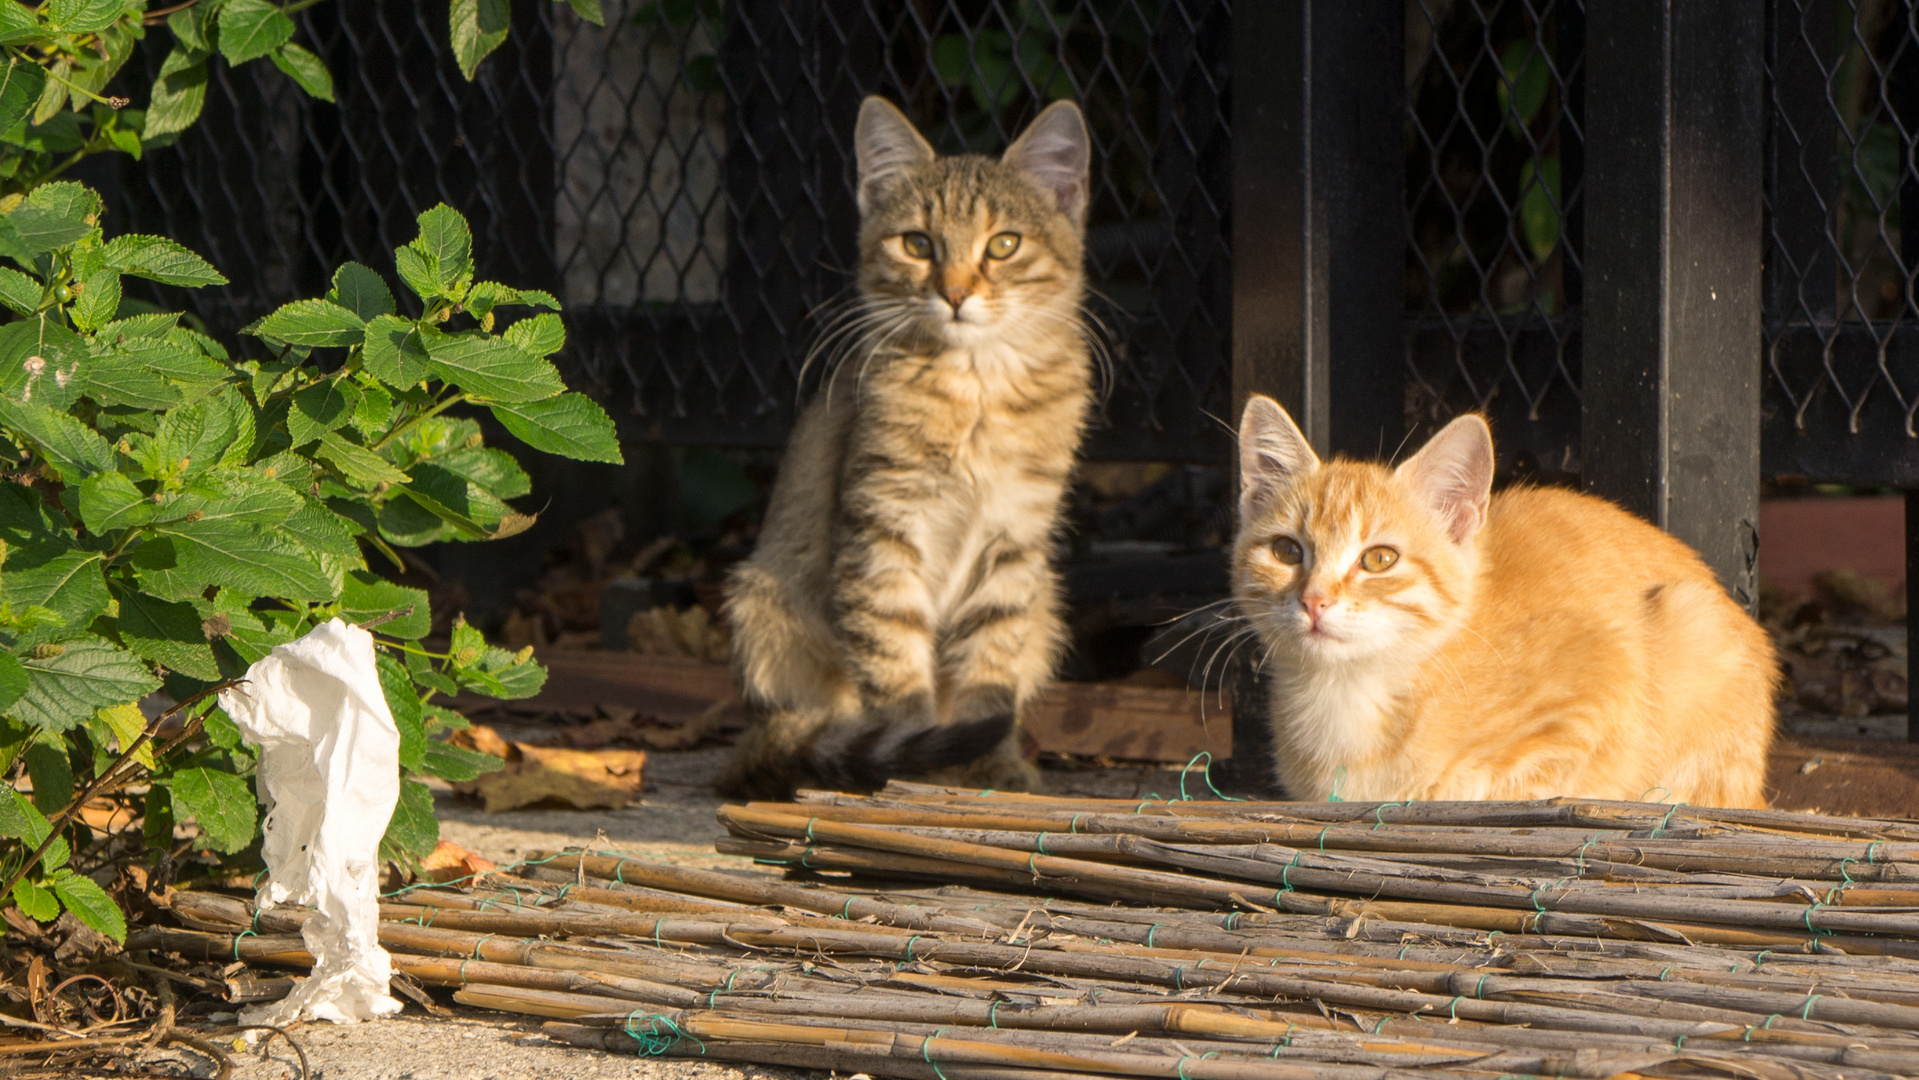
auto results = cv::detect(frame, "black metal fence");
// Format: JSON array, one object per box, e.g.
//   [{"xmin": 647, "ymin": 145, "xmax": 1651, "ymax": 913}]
[
  {"xmin": 87, "ymin": 2, "xmax": 1919, "ymax": 741},
  {"xmin": 98, "ymin": 0, "xmax": 1231, "ymax": 463}
]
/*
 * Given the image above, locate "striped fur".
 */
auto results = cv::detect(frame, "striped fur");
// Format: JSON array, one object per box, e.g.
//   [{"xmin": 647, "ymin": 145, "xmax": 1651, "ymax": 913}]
[
  {"xmin": 719, "ymin": 98, "xmax": 1094, "ymax": 799},
  {"xmin": 1232, "ymin": 396, "xmax": 1777, "ymax": 808}
]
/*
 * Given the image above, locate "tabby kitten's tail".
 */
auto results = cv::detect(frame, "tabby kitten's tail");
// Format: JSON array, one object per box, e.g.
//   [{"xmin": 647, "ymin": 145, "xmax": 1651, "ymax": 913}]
[{"xmin": 718, "ymin": 707, "xmax": 1016, "ymax": 799}]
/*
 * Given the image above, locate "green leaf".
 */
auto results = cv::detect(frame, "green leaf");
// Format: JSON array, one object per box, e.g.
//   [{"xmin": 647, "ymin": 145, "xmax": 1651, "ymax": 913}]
[
  {"xmin": 113, "ymin": 335, "xmax": 228, "ymax": 392},
  {"xmin": 168, "ymin": 5, "xmax": 210, "ymax": 51},
  {"xmin": 451, "ymin": 0, "xmax": 510, "ymax": 81},
  {"xmin": 327, "ymin": 262, "xmax": 394, "ymax": 322},
  {"xmin": 11, "ymin": 877, "xmax": 57, "ymax": 921},
  {"xmin": 422, "ymin": 331, "xmax": 563, "ymax": 403},
  {"xmin": 168, "ymin": 765, "xmax": 257, "ymax": 853},
  {"xmin": 194, "ymin": 589, "xmax": 299, "ymax": 665},
  {"xmin": 269, "ymin": 41, "xmax": 335, "ymax": 102},
  {"xmin": 376, "ymin": 495, "xmax": 448, "ymax": 547},
  {"xmin": 288, "ymin": 379, "xmax": 362, "ymax": 447},
  {"xmin": 280, "ymin": 500, "xmax": 361, "ymax": 561},
  {"xmin": 0, "ymin": 267, "xmax": 40, "ymax": 316},
  {"xmin": 503, "ymin": 312, "xmax": 564, "ymax": 358},
  {"xmin": 421, "ymin": 739, "xmax": 503, "ymax": 782},
  {"xmin": 1498, "ymin": 40, "xmax": 1551, "ymax": 136},
  {"xmin": 565, "ymin": 0, "xmax": 606, "ymax": 25},
  {"xmin": 340, "ymin": 570, "xmax": 429, "ymax": 639},
  {"xmin": 435, "ymin": 446, "xmax": 530, "ymax": 500},
  {"xmin": 0, "ymin": 653, "xmax": 29, "ymax": 715},
  {"xmin": 100, "ymin": 313, "xmax": 181, "ymax": 341},
  {"xmin": 218, "ymin": 0, "xmax": 296, "ymax": 65},
  {"xmin": 144, "ymin": 47, "xmax": 208, "ymax": 140},
  {"xmin": 77, "ymin": 470, "xmax": 156, "ymax": 534},
  {"xmin": 12, "ymin": 638, "xmax": 160, "ymax": 733},
  {"xmin": 0, "ymin": 786, "xmax": 68, "ymax": 871},
  {"xmin": 400, "ymin": 464, "xmax": 509, "ymax": 538},
  {"xmin": 0, "ymin": 399, "xmax": 114, "ymax": 480},
  {"xmin": 0, "ymin": 55, "xmax": 48, "ymax": 135},
  {"xmin": 142, "ymin": 786, "xmax": 174, "ymax": 854},
  {"xmin": 24, "ymin": 739, "xmax": 71, "ymax": 815},
  {"xmin": 159, "ymin": 468, "xmax": 304, "ymax": 527},
  {"xmin": 147, "ymin": 519, "xmax": 337, "ymax": 603},
  {"xmin": 410, "ymin": 204, "xmax": 473, "ymax": 294},
  {"xmin": 392, "ymin": 246, "xmax": 438, "ymax": 302},
  {"xmin": 0, "ymin": 3, "xmax": 40, "ymax": 46},
  {"xmin": 93, "ymin": 701, "xmax": 152, "ymax": 769},
  {"xmin": 491, "ymin": 394, "xmax": 622, "ymax": 464},
  {"xmin": 0, "ymin": 317, "xmax": 86, "ymax": 412},
  {"xmin": 102, "ymin": 234, "xmax": 227, "ymax": 287},
  {"xmin": 3, "ymin": 545, "xmax": 108, "ymax": 627},
  {"xmin": 253, "ymin": 298, "xmax": 366, "ymax": 348},
  {"xmin": 49, "ymin": 869, "xmax": 125, "ymax": 942},
  {"xmin": 379, "ymin": 777, "xmax": 438, "ymax": 861},
  {"xmin": 377, "ymin": 652, "xmax": 424, "ymax": 771},
  {"xmin": 315, "ymin": 431, "xmax": 410, "ymax": 488},
  {"xmin": 116, "ymin": 588, "xmax": 221, "ymax": 681},
  {"xmin": 84, "ymin": 348, "xmax": 181, "ymax": 410},
  {"xmin": 153, "ymin": 386, "xmax": 254, "ymax": 477},
  {"xmin": 69, "ymin": 268, "xmax": 120, "ymax": 333},
  {"xmin": 45, "ymin": 0, "xmax": 123, "ymax": 34},
  {"xmin": 0, "ymin": 482, "xmax": 69, "ymax": 545},
  {"xmin": 351, "ymin": 382, "xmax": 393, "ymax": 436},
  {"xmin": 360, "ymin": 314, "xmax": 431, "ymax": 388},
  {"xmin": 1519, "ymin": 156, "xmax": 1562, "ymax": 264},
  {"xmin": 460, "ymin": 647, "xmax": 547, "ymax": 700}
]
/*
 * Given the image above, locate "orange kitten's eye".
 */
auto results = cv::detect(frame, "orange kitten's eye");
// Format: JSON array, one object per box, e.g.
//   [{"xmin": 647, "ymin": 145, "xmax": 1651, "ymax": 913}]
[
  {"xmin": 986, "ymin": 232, "xmax": 1021, "ymax": 259},
  {"xmin": 1359, "ymin": 546, "xmax": 1399, "ymax": 573},
  {"xmin": 1271, "ymin": 537, "xmax": 1304, "ymax": 565},
  {"xmin": 901, "ymin": 232, "xmax": 934, "ymax": 259}
]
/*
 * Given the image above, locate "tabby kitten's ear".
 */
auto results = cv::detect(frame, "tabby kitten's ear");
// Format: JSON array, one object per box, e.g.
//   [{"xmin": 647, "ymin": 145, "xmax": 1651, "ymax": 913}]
[
  {"xmin": 855, "ymin": 97, "xmax": 936, "ymax": 213},
  {"xmin": 1395, "ymin": 415, "xmax": 1495, "ymax": 544},
  {"xmin": 1238, "ymin": 395, "xmax": 1318, "ymax": 519},
  {"xmin": 1003, "ymin": 101, "xmax": 1091, "ymax": 221}
]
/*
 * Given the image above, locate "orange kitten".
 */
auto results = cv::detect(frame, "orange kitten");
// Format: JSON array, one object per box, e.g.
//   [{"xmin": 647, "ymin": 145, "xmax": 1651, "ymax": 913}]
[{"xmin": 1231, "ymin": 395, "xmax": 1776, "ymax": 808}]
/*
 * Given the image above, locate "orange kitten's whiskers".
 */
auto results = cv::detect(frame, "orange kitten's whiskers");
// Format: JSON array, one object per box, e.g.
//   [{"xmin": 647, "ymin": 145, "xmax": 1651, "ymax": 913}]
[{"xmin": 1231, "ymin": 395, "xmax": 1776, "ymax": 808}]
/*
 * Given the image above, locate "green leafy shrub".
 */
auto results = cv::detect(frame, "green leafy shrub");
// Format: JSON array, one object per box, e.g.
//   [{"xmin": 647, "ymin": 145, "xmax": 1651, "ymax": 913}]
[{"xmin": 0, "ymin": 186, "xmax": 623, "ymax": 943}]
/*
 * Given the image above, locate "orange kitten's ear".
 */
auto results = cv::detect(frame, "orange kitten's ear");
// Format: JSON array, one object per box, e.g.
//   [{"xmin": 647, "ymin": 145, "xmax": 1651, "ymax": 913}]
[
  {"xmin": 855, "ymin": 97, "xmax": 936, "ymax": 214},
  {"xmin": 1396, "ymin": 415, "xmax": 1494, "ymax": 544},
  {"xmin": 1004, "ymin": 101, "xmax": 1090, "ymax": 221},
  {"xmin": 1239, "ymin": 395, "xmax": 1318, "ymax": 517}
]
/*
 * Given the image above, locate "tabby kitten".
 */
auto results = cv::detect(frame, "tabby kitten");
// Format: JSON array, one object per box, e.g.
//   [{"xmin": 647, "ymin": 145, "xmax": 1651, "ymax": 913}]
[
  {"xmin": 719, "ymin": 97, "xmax": 1094, "ymax": 799},
  {"xmin": 1233, "ymin": 395, "xmax": 1776, "ymax": 807}
]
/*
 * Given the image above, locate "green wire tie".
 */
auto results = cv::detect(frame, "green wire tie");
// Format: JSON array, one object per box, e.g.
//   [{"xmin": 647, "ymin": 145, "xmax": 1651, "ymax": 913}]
[
  {"xmin": 707, "ymin": 968, "xmax": 744, "ymax": 1009},
  {"xmin": 922, "ymin": 1030, "xmax": 950, "ymax": 1080},
  {"xmin": 1069, "ymin": 813, "xmax": 1086, "ymax": 833},
  {"xmin": 1573, "ymin": 835, "xmax": 1602, "ymax": 874},
  {"xmin": 653, "ymin": 919, "xmax": 666, "ymax": 949},
  {"xmin": 622, "ymin": 1012, "xmax": 704, "ymax": 1057},
  {"xmin": 1373, "ymin": 1015, "xmax": 1389, "ymax": 1034},
  {"xmin": 1272, "ymin": 1023, "xmax": 1295, "ymax": 1051},
  {"xmin": 1752, "ymin": 950, "xmax": 1771, "ymax": 969},
  {"xmin": 1316, "ymin": 826, "xmax": 1332, "ymax": 852},
  {"xmin": 1372, "ymin": 801, "xmax": 1409, "ymax": 830},
  {"xmin": 1649, "ymin": 801, "xmax": 1688, "ymax": 839},
  {"xmin": 1658, "ymin": 966, "xmax": 1673, "ymax": 981},
  {"xmin": 1146, "ymin": 923, "xmax": 1164, "ymax": 948},
  {"xmin": 458, "ymin": 957, "xmax": 476, "ymax": 984},
  {"xmin": 1804, "ymin": 901, "xmax": 1831, "ymax": 938},
  {"xmin": 471, "ymin": 933, "xmax": 496, "ymax": 959},
  {"xmin": 1801, "ymin": 993, "xmax": 1823, "ymax": 1020},
  {"xmin": 1133, "ymin": 794, "xmax": 1164, "ymax": 814},
  {"xmin": 1673, "ymin": 1035, "xmax": 1687, "ymax": 1052},
  {"xmin": 1036, "ymin": 832, "xmax": 1051, "ymax": 856},
  {"xmin": 1865, "ymin": 840, "xmax": 1886, "ymax": 864},
  {"xmin": 1530, "ymin": 878, "xmax": 1569, "ymax": 914},
  {"xmin": 1179, "ymin": 751, "xmax": 1244, "ymax": 802},
  {"xmin": 232, "ymin": 929, "xmax": 256, "ymax": 960},
  {"xmin": 840, "ymin": 897, "xmax": 857, "ymax": 920},
  {"xmin": 1447, "ymin": 995, "xmax": 1464, "ymax": 1021},
  {"xmin": 612, "ymin": 859, "xmax": 630, "ymax": 885},
  {"xmin": 805, "ymin": 818, "xmax": 819, "ymax": 843},
  {"xmin": 1398, "ymin": 945, "xmax": 1413, "ymax": 960},
  {"xmin": 1279, "ymin": 850, "xmax": 1303, "ymax": 893},
  {"xmin": 1223, "ymin": 912, "xmax": 1240, "ymax": 931},
  {"xmin": 987, "ymin": 1001, "xmax": 1000, "ymax": 1028},
  {"xmin": 1474, "ymin": 972, "xmax": 1491, "ymax": 998},
  {"xmin": 904, "ymin": 935, "xmax": 924, "ymax": 961},
  {"xmin": 1325, "ymin": 765, "xmax": 1347, "ymax": 802},
  {"xmin": 1028, "ymin": 853, "xmax": 1043, "ymax": 878}
]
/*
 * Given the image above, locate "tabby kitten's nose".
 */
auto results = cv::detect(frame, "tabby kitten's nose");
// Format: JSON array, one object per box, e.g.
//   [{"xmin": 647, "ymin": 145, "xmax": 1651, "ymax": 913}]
[
  {"xmin": 943, "ymin": 286, "xmax": 972, "ymax": 317},
  {"xmin": 1302, "ymin": 593, "xmax": 1332, "ymax": 627}
]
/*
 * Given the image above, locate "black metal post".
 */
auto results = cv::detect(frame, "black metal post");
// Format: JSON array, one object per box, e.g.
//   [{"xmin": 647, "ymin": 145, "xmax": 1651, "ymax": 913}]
[
  {"xmin": 1224, "ymin": 2, "xmax": 1404, "ymax": 794},
  {"xmin": 1582, "ymin": 2, "xmax": 1766, "ymax": 611}
]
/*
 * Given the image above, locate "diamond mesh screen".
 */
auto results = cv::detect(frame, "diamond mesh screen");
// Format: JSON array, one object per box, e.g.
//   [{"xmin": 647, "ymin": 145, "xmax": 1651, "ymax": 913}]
[
  {"xmin": 1404, "ymin": 0, "xmax": 1585, "ymax": 480},
  {"xmin": 96, "ymin": 0, "xmax": 1231, "ymax": 463},
  {"xmin": 1765, "ymin": 0, "xmax": 1919, "ymax": 465}
]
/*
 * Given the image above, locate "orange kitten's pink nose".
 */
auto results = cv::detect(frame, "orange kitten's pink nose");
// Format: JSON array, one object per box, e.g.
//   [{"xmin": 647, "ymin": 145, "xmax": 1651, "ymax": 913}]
[{"xmin": 1301, "ymin": 593, "xmax": 1332, "ymax": 627}]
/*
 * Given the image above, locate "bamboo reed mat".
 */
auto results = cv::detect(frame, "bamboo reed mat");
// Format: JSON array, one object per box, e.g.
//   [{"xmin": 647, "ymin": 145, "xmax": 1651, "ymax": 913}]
[{"xmin": 141, "ymin": 784, "xmax": 1919, "ymax": 1079}]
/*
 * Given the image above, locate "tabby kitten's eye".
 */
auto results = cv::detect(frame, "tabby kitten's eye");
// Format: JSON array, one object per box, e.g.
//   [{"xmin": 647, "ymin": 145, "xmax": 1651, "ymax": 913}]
[
  {"xmin": 1359, "ymin": 546, "xmax": 1399, "ymax": 573},
  {"xmin": 1271, "ymin": 537, "xmax": 1304, "ymax": 565},
  {"xmin": 901, "ymin": 232, "xmax": 934, "ymax": 259},
  {"xmin": 985, "ymin": 232, "xmax": 1021, "ymax": 259}
]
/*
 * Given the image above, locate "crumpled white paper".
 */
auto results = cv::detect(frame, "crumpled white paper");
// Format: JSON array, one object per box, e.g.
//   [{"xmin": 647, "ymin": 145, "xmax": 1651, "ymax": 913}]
[{"xmin": 219, "ymin": 617, "xmax": 404, "ymax": 1025}]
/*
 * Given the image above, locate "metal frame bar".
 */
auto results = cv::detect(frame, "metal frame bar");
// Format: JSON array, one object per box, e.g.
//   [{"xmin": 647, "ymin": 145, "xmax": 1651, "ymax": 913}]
[
  {"xmin": 1583, "ymin": 1, "xmax": 1766, "ymax": 611},
  {"xmin": 1224, "ymin": 1, "xmax": 1405, "ymax": 794}
]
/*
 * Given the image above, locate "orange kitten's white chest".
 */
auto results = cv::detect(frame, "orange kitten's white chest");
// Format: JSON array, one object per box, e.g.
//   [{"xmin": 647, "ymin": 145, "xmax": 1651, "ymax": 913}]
[{"xmin": 1268, "ymin": 664, "xmax": 1420, "ymax": 800}]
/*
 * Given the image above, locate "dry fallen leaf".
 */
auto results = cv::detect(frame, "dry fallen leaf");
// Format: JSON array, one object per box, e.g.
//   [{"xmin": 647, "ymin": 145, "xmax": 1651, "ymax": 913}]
[{"xmin": 419, "ymin": 839, "xmax": 497, "ymax": 883}]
